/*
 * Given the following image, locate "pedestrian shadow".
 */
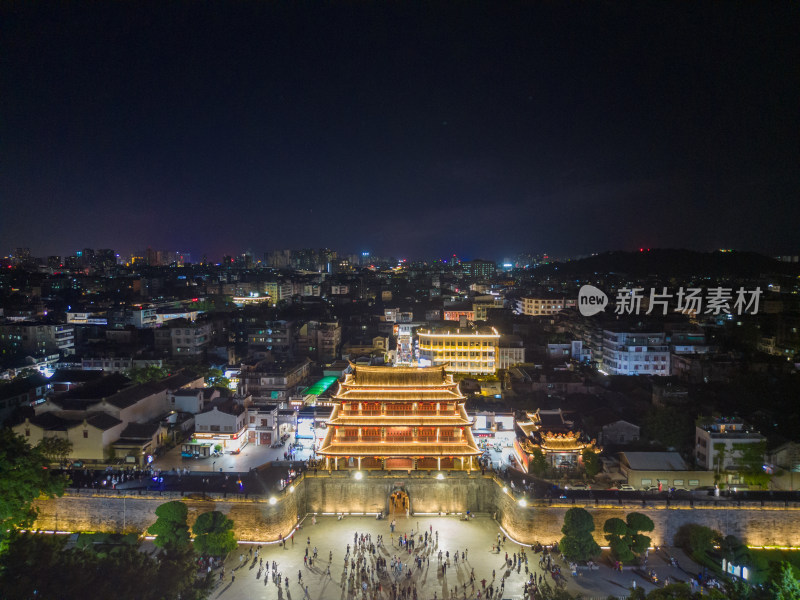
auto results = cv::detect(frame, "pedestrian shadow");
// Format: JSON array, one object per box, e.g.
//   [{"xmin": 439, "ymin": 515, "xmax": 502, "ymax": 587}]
[
  {"xmin": 605, "ymin": 578, "xmax": 629, "ymax": 590},
  {"xmin": 215, "ymin": 582, "xmax": 233, "ymax": 597}
]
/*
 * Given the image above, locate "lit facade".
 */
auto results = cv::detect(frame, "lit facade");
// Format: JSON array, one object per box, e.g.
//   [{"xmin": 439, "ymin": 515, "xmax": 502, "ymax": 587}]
[
  {"xmin": 517, "ymin": 297, "xmax": 565, "ymax": 316},
  {"xmin": 317, "ymin": 365, "xmax": 481, "ymax": 471},
  {"xmin": 514, "ymin": 409, "xmax": 600, "ymax": 471},
  {"xmin": 417, "ymin": 327, "xmax": 500, "ymax": 375}
]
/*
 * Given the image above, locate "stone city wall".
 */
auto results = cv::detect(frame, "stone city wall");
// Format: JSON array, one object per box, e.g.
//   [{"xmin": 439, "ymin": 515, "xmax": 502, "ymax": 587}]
[{"xmin": 32, "ymin": 473, "xmax": 800, "ymax": 547}]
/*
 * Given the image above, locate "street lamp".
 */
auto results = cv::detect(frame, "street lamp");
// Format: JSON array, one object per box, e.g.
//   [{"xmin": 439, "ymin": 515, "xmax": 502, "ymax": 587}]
[
  {"xmin": 354, "ymin": 471, "xmax": 363, "ymax": 480},
  {"xmin": 436, "ymin": 473, "xmax": 445, "ymax": 480},
  {"xmin": 518, "ymin": 498, "xmax": 527, "ymax": 507},
  {"xmin": 269, "ymin": 496, "xmax": 278, "ymax": 505}
]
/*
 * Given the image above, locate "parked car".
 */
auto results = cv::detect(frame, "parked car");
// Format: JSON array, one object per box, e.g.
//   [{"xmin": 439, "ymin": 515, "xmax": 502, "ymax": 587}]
[
  {"xmin": 618, "ymin": 484, "xmax": 636, "ymax": 491},
  {"xmin": 567, "ymin": 483, "xmax": 591, "ymax": 490}
]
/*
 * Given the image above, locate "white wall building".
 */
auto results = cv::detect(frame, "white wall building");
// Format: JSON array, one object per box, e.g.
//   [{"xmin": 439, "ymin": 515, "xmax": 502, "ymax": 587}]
[{"xmin": 602, "ymin": 330, "xmax": 670, "ymax": 376}]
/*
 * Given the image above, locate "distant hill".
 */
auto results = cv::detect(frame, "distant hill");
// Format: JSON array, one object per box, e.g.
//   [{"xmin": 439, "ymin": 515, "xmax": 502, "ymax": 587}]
[{"xmin": 537, "ymin": 249, "xmax": 798, "ymax": 278}]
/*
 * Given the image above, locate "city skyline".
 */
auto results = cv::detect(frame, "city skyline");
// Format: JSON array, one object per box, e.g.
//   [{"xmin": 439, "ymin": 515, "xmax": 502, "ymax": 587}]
[{"xmin": 3, "ymin": 3, "xmax": 798, "ymax": 259}]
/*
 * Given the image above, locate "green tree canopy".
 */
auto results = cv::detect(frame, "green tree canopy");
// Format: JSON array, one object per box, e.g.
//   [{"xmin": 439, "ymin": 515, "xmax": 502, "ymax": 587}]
[
  {"xmin": 642, "ymin": 405, "xmax": 694, "ymax": 451},
  {"xmin": 126, "ymin": 365, "xmax": 169, "ymax": 384},
  {"xmin": 530, "ymin": 448, "xmax": 548, "ymax": 476},
  {"xmin": 673, "ymin": 523, "xmax": 721, "ymax": 557},
  {"xmin": 559, "ymin": 507, "xmax": 600, "ymax": 562},
  {"xmin": 0, "ymin": 429, "xmax": 68, "ymax": 552},
  {"xmin": 0, "ymin": 531, "xmax": 211, "ymax": 600},
  {"xmin": 626, "ymin": 512, "xmax": 655, "ymax": 555},
  {"xmin": 581, "ymin": 447, "xmax": 601, "ymax": 478},
  {"xmin": 772, "ymin": 562, "xmax": 800, "ymax": 600},
  {"xmin": 604, "ymin": 512, "xmax": 654, "ymax": 563},
  {"xmin": 37, "ymin": 436, "xmax": 73, "ymax": 465},
  {"xmin": 734, "ymin": 441, "xmax": 770, "ymax": 489},
  {"xmin": 147, "ymin": 501, "xmax": 191, "ymax": 552},
  {"xmin": 192, "ymin": 510, "xmax": 237, "ymax": 557}
]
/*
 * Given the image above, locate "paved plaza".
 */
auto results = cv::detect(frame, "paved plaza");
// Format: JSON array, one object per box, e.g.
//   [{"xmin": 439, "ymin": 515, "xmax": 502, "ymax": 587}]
[
  {"xmin": 152, "ymin": 432, "xmax": 315, "ymax": 474},
  {"xmin": 207, "ymin": 515, "xmax": 700, "ymax": 600}
]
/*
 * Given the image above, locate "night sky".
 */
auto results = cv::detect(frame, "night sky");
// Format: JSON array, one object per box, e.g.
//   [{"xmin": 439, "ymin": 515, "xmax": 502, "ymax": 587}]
[{"xmin": 2, "ymin": 2, "xmax": 798, "ymax": 261}]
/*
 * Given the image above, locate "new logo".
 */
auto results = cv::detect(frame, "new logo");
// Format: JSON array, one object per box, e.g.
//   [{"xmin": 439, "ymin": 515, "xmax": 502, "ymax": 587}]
[{"xmin": 578, "ymin": 285, "xmax": 608, "ymax": 316}]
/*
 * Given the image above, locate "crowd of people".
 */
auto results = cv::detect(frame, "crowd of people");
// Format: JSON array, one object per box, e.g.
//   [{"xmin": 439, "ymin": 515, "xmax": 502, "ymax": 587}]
[{"xmin": 204, "ymin": 516, "xmax": 584, "ymax": 600}]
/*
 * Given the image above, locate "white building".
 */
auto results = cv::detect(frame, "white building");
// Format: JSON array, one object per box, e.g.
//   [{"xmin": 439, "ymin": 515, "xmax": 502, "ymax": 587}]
[
  {"xmin": 602, "ymin": 330, "xmax": 670, "ymax": 376},
  {"xmin": 194, "ymin": 399, "xmax": 249, "ymax": 451},
  {"xmin": 695, "ymin": 418, "xmax": 765, "ymax": 471}
]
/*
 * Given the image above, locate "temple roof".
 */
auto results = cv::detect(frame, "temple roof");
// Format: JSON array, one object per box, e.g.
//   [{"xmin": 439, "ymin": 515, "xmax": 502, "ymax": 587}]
[
  {"xmin": 328, "ymin": 415, "xmax": 472, "ymax": 427},
  {"xmin": 335, "ymin": 390, "xmax": 462, "ymax": 402},
  {"xmin": 317, "ymin": 442, "xmax": 481, "ymax": 457},
  {"xmin": 345, "ymin": 364, "xmax": 453, "ymax": 387}
]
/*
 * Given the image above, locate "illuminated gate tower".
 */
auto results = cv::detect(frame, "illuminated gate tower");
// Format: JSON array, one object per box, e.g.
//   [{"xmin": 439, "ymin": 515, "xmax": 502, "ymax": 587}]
[{"xmin": 318, "ymin": 364, "xmax": 481, "ymax": 471}]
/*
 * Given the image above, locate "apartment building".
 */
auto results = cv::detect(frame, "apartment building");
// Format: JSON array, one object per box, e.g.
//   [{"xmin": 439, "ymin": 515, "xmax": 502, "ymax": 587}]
[
  {"xmin": 602, "ymin": 330, "xmax": 670, "ymax": 376},
  {"xmin": 417, "ymin": 326, "xmax": 500, "ymax": 375}
]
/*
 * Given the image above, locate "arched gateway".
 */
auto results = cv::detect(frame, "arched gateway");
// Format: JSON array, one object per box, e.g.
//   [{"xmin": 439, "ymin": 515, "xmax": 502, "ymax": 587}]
[{"xmin": 389, "ymin": 489, "xmax": 410, "ymax": 515}]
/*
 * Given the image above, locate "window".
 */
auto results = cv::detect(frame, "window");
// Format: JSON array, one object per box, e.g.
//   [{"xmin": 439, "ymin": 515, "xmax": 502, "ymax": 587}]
[
  {"xmin": 673, "ymin": 479, "xmax": 684, "ymax": 486},
  {"xmin": 641, "ymin": 479, "xmax": 652, "ymax": 487},
  {"xmin": 25, "ymin": 429, "xmax": 30, "ymax": 437},
  {"xmin": 83, "ymin": 430, "xmax": 88, "ymax": 438},
  {"xmin": 210, "ymin": 425, "xmax": 220, "ymax": 432},
  {"xmin": 689, "ymin": 479, "xmax": 699, "ymax": 487}
]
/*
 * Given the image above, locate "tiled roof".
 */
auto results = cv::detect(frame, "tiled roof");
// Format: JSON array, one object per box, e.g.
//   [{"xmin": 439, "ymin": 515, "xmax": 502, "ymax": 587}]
[
  {"xmin": 335, "ymin": 390, "xmax": 462, "ymax": 402},
  {"xmin": 120, "ymin": 421, "xmax": 161, "ymax": 439},
  {"xmin": 328, "ymin": 415, "xmax": 472, "ymax": 427},
  {"xmin": 85, "ymin": 412, "xmax": 124, "ymax": 431},
  {"xmin": 347, "ymin": 365, "xmax": 449, "ymax": 387},
  {"xmin": 317, "ymin": 442, "xmax": 481, "ymax": 457},
  {"xmin": 105, "ymin": 371, "xmax": 199, "ymax": 409}
]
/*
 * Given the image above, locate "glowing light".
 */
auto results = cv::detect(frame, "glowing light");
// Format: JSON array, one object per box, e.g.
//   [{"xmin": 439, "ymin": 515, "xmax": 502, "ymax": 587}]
[
  {"xmin": 354, "ymin": 471, "xmax": 363, "ymax": 480},
  {"xmin": 269, "ymin": 497, "xmax": 277, "ymax": 505},
  {"xmin": 518, "ymin": 498, "xmax": 527, "ymax": 507},
  {"xmin": 436, "ymin": 473, "xmax": 444, "ymax": 480},
  {"xmin": 289, "ymin": 486, "xmax": 295, "ymax": 493}
]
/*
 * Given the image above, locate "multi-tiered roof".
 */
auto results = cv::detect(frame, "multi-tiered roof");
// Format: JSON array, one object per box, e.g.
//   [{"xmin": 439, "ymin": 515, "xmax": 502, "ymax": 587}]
[{"xmin": 318, "ymin": 364, "xmax": 481, "ymax": 469}]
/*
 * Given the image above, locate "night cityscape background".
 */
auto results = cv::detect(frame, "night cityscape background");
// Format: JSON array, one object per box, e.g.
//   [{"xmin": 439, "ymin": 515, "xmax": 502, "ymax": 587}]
[
  {"xmin": 2, "ymin": 2, "xmax": 799, "ymax": 260},
  {"xmin": 1, "ymin": 3, "xmax": 799, "ymax": 600}
]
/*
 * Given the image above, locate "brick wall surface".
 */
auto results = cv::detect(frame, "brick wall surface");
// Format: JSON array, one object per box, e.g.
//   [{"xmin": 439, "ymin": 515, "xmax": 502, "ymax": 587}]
[{"xmin": 32, "ymin": 473, "xmax": 800, "ymax": 547}]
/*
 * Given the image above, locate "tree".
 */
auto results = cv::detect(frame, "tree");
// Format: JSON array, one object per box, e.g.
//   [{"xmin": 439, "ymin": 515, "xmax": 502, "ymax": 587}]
[
  {"xmin": 147, "ymin": 501, "xmax": 191, "ymax": 552},
  {"xmin": 126, "ymin": 365, "xmax": 169, "ymax": 384},
  {"xmin": 0, "ymin": 530, "xmax": 211, "ymax": 600},
  {"xmin": 0, "ymin": 429, "xmax": 68, "ymax": 553},
  {"xmin": 626, "ymin": 512, "xmax": 655, "ymax": 555},
  {"xmin": 559, "ymin": 507, "xmax": 600, "ymax": 562},
  {"xmin": 734, "ymin": 441, "xmax": 771, "ymax": 489},
  {"xmin": 582, "ymin": 448, "xmax": 600, "ymax": 478},
  {"xmin": 642, "ymin": 405, "xmax": 694, "ymax": 451},
  {"xmin": 604, "ymin": 512, "xmax": 654, "ymax": 563},
  {"xmin": 204, "ymin": 368, "xmax": 231, "ymax": 390},
  {"xmin": 530, "ymin": 448, "xmax": 548, "ymax": 477},
  {"xmin": 192, "ymin": 510, "xmax": 237, "ymax": 557},
  {"xmin": 37, "ymin": 436, "xmax": 73, "ymax": 465},
  {"xmin": 772, "ymin": 562, "xmax": 800, "ymax": 600},
  {"xmin": 673, "ymin": 523, "xmax": 720, "ymax": 558},
  {"xmin": 604, "ymin": 517, "xmax": 634, "ymax": 562}
]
